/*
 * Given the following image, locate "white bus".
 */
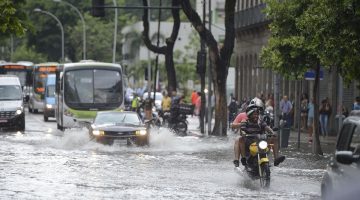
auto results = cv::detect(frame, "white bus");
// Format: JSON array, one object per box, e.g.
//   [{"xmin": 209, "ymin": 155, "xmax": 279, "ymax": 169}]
[
  {"xmin": 28, "ymin": 62, "xmax": 58, "ymax": 113},
  {"xmin": 55, "ymin": 61, "xmax": 124, "ymax": 131}
]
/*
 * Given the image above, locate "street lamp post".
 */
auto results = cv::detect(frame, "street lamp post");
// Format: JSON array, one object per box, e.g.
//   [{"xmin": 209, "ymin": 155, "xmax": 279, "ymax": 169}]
[
  {"xmin": 112, "ymin": 0, "xmax": 118, "ymax": 63},
  {"xmin": 53, "ymin": 0, "xmax": 86, "ymax": 60},
  {"xmin": 34, "ymin": 8, "xmax": 64, "ymax": 63}
]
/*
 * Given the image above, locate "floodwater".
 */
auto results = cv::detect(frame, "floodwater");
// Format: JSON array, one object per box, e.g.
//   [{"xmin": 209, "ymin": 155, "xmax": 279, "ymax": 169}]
[{"xmin": 0, "ymin": 112, "xmax": 330, "ymax": 199}]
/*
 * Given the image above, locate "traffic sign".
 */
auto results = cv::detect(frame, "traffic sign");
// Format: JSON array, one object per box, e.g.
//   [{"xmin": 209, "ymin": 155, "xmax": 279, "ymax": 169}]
[{"xmin": 304, "ymin": 68, "xmax": 324, "ymax": 80}]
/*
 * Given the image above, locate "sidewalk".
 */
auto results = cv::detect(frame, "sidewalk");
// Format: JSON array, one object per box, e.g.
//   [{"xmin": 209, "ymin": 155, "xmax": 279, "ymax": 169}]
[{"xmin": 186, "ymin": 115, "xmax": 337, "ymax": 152}]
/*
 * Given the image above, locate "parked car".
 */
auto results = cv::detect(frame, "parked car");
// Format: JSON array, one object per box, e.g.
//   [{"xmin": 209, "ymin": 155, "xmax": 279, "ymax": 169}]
[
  {"xmin": 0, "ymin": 75, "xmax": 25, "ymax": 131},
  {"xmin": 321, "ymin": 110, "xmax": 360, "ymax": 200},
  {"xmin": 88, "ymin": 111, "xmax": 149, "ymax": 146}
]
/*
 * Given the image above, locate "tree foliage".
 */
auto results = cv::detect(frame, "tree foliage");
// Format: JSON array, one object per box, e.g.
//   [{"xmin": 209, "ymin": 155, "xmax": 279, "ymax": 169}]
[
  {"xmin": 0, "ymin": 0, "xmax": 29, "ymax": 38},
  {"xmin": 181, "ymin": 0, "xmax": 236, "ymax": 136},
  {"xmin": 12, "ymin": 44, "xmax": 47, "ymax": 63}
]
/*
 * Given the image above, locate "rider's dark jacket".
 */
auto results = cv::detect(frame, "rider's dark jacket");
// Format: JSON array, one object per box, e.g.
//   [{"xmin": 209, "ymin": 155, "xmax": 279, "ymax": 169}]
[{"xmin": 240, "ymin": 119, "xmax": 267, "ymax": 135}]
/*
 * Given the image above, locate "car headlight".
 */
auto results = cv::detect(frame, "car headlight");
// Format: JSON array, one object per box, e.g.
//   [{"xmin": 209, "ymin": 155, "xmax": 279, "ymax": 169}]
[
  {"xmin": 15, "ymin": 109, "xmax": 22, "ymax": 115},
  {"xmin": 258, "ymin": 141, "xmax": 268, "ymax": 150},
  {"xmin": 136, "ymin": 130, "xmax": 147, "ymax": 136},
  {"xmin": 92, "ymin": 130, "xmax": 104, "ymax": 136},
  {"xmin": 46, "ymin": 104, "xmax": 53, "ymax": 109}
]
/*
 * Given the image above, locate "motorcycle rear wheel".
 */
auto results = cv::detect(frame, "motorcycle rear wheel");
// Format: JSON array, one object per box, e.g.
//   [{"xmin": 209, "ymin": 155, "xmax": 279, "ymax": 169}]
[
  {"xmin": 174, "ymin": 121, "xmax": 187, "ymax": 136},
  {"xmin": 259, "ymin": 163, "xmax": 270, "ymax": 188}
]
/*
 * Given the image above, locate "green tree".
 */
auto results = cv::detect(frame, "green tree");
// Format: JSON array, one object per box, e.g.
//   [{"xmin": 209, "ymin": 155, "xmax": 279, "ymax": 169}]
[
  {"xmin": 181, "ymin": 0, "xmax": 236, "ymax": 136},
  {"xmin": 261, "ymin": 0, "xmax": 325, "ymax": 154},
  {"xmin": 142, "ymin": 0, "xmax": 181, "ymax": 93},
  {"xmin": 12, "ymin": 44, "xmax": 47, "ymax": 63},
  {"xmin": 297, "ymin": 0, "xmax": 360, "ymax": 86},
  {"xmin": 0, "ymin": 0, "xmax": 29, "ymax": 38}
]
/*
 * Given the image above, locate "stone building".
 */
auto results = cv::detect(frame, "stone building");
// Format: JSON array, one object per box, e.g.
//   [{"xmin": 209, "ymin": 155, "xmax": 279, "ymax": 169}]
[{"xmin": 234, "ymin": 0, "xmax": 359, "ymax": 135}]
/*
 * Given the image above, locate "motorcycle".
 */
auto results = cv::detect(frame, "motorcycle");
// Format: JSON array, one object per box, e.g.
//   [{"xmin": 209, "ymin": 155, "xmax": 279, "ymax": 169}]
[
  {"xmin": 263, "ymin": 108, "xmax": 274, "ymax": 128},
  {"xmin": 158, "ymin": 110, "xmax": 188, "ymax": 136},
  {"xmin": 241, "ymin": 131, "xmax": 275, "ymax": 188}
]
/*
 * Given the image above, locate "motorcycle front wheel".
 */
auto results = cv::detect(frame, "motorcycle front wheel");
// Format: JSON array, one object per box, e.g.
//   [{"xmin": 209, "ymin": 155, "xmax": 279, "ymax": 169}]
[{"xmin": 259, "ymin": 163, "xmax": 271, "ymax": 188}]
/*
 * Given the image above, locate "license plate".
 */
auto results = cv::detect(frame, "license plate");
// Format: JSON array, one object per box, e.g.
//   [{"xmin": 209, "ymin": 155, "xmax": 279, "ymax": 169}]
[
  {"xmin": 114, "ymin": 139, "xmax": 129, "ymax": 146},
  {"xmin": 0, "ymin": 119, "xmax": 7, "ymax": 123}
]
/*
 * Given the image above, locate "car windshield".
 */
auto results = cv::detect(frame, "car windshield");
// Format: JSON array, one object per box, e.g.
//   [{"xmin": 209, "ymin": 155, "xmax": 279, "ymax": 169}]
[
  {"xmin": 0, "ymin": 85, "xmax": 22, "ymax": 100},
  {"xmin": 94, "ymin": 112, "xmax": 141, "ymax": 125}
]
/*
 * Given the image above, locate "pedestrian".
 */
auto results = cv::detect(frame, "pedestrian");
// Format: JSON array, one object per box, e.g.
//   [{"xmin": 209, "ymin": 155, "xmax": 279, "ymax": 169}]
[
  {"xmin": 161, "ymin": 92, "xmax": 171, "ymax": 112},
  {"xmin": 195, "ymin": 92, "xmax": 202, "ymax": 128},
  {"xmin": 228, "ymin": 96, "xmax": 238, "ymax": 128},
  {"xmin": 307, "ymin": 98, "xmax": 314, "ymax": 143},
  {"xmin": 265, "ymin": 93, "xmax": 274, "ymax": 109},
  {"xmin": 300, "ymin": 93, "xmax": 309, "ymax": 131},
  {"xmin": 319, "ymin": 98, "xmax": 332, "ymax": 136},
  {"xmin": 280, "ymin": 95, "xmax": 292, "ymax": 128},
  {"xmin": 191, "ymin": 90, "xmax": 198, "ymax": 106},
  {"xmin": 352, "ymin": 96, "xmax": 360, "ymax": 110},
  {"xmin": 131, "ymin": 93, "xmax": 140, "ymax": 114}
]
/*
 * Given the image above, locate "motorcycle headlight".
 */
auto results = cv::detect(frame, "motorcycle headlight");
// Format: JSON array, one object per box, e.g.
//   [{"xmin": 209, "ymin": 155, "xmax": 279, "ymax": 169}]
[
  {"xmin": 259, "ymin": 141, "xmax": 268, "ymax": 150},
  {"xmin": 92, "ymin": 130, "xmax": 104, "ymax": 136},
  {"xmin": 136, "ymin": 130, "xmax": 147, "ymax": 136},
  {"xmin": 15, "ymin": 109, "xmax": 22, "ymax": 115},
  {"xmin": 46, "ymin": 104, "xmax": 53, "ymax": 109}
]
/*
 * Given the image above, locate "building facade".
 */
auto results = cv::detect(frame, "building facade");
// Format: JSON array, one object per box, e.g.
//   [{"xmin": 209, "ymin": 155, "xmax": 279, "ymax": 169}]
[{"xmin": 234, "ymin": 0, "xmax": 359, "ymax": 135}]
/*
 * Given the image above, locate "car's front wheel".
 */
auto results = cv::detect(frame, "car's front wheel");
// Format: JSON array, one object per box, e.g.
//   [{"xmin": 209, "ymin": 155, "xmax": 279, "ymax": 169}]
[
  {"xmin": 136, "ymin": 135, "xmax": 149, "ymax": 146},
  {"xmin": 18, "ymin": 116, "xmax": 25, "ymax": 132}
]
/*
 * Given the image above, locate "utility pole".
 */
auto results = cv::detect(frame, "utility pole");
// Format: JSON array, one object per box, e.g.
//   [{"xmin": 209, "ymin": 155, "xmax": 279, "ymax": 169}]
[
  {"xmin": 198, "ymin": 0, "xmax": 207, "ymax": 134},
  {"xmin": 207, "ymin": 0, "xmax": 212, "ymax": 136}
]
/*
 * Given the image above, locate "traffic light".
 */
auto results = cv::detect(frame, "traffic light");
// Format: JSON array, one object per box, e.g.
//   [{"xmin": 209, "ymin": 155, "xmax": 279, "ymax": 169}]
[
  {"xmin": 144, "ymin": 67, "xmax": 150, "ymax": 80},
  {"xmin": 196, "ymin": 51, "xmax": 206, "ymax": 74},
  {"xmin": 92, "ymin": 0, "xmax": 105, "ymax": 17}
]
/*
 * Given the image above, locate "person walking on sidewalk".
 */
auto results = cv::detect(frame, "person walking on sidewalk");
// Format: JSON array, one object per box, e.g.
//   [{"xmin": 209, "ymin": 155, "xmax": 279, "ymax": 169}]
[
  {"xmin": 280, "ymin": 95, "xmax": 292, "ymax": 128},
  {"xmin": 353, "ymin": 96, "xmax": 360, "ymax": 111},
  {"xmin": 307, "ymin": 98, "xmax": 314, "ymax": 143},
  {"xmin": 319, "ymin": 98, "xmax": 332, "ymax": 136},
  {"xmin": 300, "ymin": 93, "xmax": 309, "ymax": 131}
]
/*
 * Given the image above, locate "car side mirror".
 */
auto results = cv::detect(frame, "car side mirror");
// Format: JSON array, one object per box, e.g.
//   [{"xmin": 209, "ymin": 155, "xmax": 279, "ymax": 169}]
[{"xmin": 335, "ymin": 151, "xmax": 356, "ymax": 165}]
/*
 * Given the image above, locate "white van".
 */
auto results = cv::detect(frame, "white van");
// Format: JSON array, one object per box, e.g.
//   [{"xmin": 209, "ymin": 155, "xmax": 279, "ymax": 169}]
[{"xmin": 0, "ymin": 75, "xmax": 25, "ymax": 131}]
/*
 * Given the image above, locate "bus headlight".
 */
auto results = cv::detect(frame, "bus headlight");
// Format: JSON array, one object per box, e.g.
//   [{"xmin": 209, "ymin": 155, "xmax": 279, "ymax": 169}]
[
  {"xmin": 259, "ymin": 141, "xmax": 268, "ymax": 150},
  {"xmin": 46, "ymin": 104, "xmax": 53, "ymax": 109},
  {"xmin": 136, "ymin": 130, "xmax": 147, "ymax": 136},
  {"xmin": 15, "ymin": 109, "xmax": 23, "ymax": 115},
  {"xmin": 92, "ymin": 130, "xmax": 104, "ymax": 136}
]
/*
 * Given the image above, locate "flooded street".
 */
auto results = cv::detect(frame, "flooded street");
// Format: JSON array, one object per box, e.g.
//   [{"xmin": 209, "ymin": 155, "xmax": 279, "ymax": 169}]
[{"xmin": 0, "ymin": 111, "xmax": 329, "ymax": 200}]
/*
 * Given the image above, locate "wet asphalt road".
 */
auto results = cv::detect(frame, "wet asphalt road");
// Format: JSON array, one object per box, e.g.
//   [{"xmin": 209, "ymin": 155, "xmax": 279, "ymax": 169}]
[{"xmin": 0, "ymin": 110, "xmax": 332, "ymax": 199}]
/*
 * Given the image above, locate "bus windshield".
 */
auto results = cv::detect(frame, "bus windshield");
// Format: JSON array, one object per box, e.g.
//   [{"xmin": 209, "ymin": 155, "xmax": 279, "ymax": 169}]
[
  {"xmin": 7, "ymin": 71, "xmax": 27, "ymax": 86},
  {"xmin": 64, "ymin": 69, "xmax": 123, "ymax": 109},
  {"xmin": 0, "ymin": 85, "xmax": 22, "ymax": 100},
  {"xmin": 34, "ymin": 72, "xmax": 47, "ymax": 94},
  {"xmin": 46, "ymin": 85, "xmax": 55, "ymax": 97}
]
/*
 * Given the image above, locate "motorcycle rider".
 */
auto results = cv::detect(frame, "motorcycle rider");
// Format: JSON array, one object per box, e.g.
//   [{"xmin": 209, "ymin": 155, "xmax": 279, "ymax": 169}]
[{"xmin": 232, "ymin": 98, "xmax": 285, "ymax": 168}]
